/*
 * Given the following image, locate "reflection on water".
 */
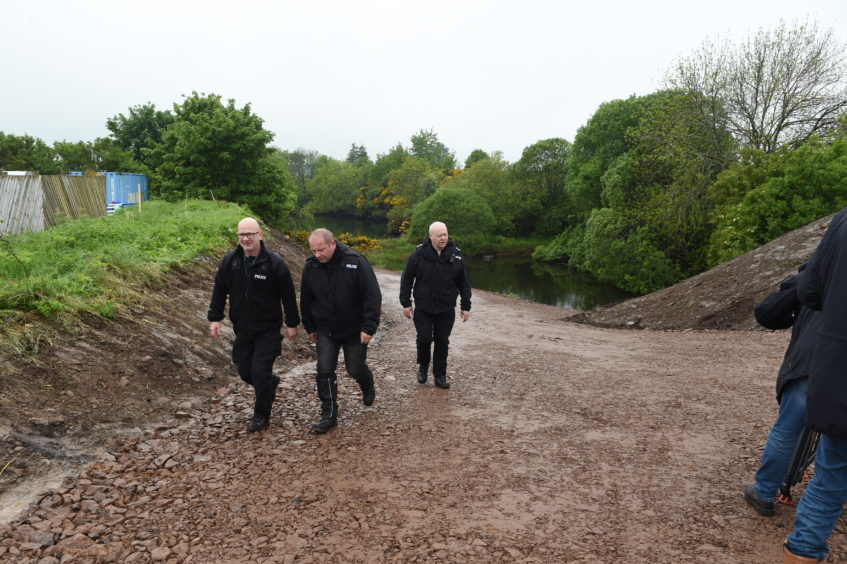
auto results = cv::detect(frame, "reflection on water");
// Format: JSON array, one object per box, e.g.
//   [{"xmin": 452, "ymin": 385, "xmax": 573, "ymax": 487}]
[
  {"xmin": 288, "ymin": 215, "xmax": 632, "ymax": 310},
  {"xmin": 469, "ymin": 255, "xmax": 633, "ymax": 310}
]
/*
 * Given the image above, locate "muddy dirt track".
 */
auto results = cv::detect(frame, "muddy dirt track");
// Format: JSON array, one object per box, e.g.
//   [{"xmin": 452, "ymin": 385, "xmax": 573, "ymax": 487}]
[{"xmin": 4, "ymin": 265, "xmax": 847, "ymax": 563}]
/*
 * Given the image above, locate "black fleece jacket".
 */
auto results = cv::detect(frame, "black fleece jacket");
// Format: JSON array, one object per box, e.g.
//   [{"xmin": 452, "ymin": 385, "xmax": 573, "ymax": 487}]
[
  {"xmin": 207, "ymin": 241, "xmax": 300, "ymax": 335},
  {"xmin": 300, "ymin": 241, "xmax": 382, "ymax": 340}
]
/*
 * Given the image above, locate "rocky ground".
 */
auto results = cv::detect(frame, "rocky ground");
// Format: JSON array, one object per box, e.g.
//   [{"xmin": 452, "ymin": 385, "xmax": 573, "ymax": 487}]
[{"xmin": 1, "ymin": 221, "xmax": 846, "ymax": 563}]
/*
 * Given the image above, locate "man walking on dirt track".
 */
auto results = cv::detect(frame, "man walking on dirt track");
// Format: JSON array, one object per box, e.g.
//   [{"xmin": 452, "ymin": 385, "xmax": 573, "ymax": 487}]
[
  {"xmin": 300, "ymin": 228, "xmax": 381, "ymax": 434},
  {"xmin": 783, "ymin": 206, "xmax": 847, "ymax": 562},
  {"xmin": 207, "ymin": 217, "xmax": 300, "ymax": 434},
  {"xmin": 743, "ymin": 265, "xmax": 821, "ymax": 517},
  {"xmin": 399, "ymin": 221, "xmax": 471, "ymax": 389}
]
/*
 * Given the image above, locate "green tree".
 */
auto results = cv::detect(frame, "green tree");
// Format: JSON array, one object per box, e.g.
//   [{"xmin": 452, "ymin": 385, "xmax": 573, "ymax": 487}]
[
  {"xmin": 464, "ymin": 149, "xmax": 490, "ymax": 169},
  {"xmin": 382, "ymin": 157, "xmax": 441, "ymax": 233},
  {"xmin": 445, "ymin": 154, "xmax": 517, "ymax": 234},
  {"xmin": 410, "ymin": 129, "xmax": 456, "ymax": 170},
  {"xmin": 707, "ymin": 134, "xmax": 847, "ymax": 265},
  {"xmin": 304, "ymin": 159, "xmax": 364, "ymax": 216},
  {"xmin": 106, "ymin": 103, "xmax": 173, "ymax": 167},
  {"xmin": 346, "ymin": 143, "xmax": 371, "ymax": 166},
  {"xmin": 667, "ymin": 20, "xmax": 847, "ymax": 152},
  {"xmin": 582, "ymin": 207, "xmax": 683, "ymax": 294},
  {"xmin": 407, "ymin": 188, "xmax": 496, "ymax": 254},
  {"xmin": 513, "ymin": 138, "xmax": 571, "ymax": 234},
  {"xmin": 147, "ymin": 92, "xmax": 293, "ymax": 223},
  {"xmin": 0, "ymin": 132, "xmax": 58, "ymax": 173}
]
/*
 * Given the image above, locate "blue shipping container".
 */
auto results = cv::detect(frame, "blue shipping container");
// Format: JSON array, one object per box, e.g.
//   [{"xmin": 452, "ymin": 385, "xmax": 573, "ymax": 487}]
[{"xmin": 69, "ymin": 171, "xmax": 149, "ymax": 207}]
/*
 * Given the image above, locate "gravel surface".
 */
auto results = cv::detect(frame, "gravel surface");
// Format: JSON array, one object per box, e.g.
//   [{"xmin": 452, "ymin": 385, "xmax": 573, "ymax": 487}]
[{"xmin": 3, "ymin": 266, "xmax": 846, "ymax": 563}]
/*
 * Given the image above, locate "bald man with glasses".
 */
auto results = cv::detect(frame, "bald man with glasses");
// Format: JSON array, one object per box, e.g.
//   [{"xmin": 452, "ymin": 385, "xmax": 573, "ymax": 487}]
[{"xmin": 208, "ymin": 217, "xmax": 300, "ymax": 433}]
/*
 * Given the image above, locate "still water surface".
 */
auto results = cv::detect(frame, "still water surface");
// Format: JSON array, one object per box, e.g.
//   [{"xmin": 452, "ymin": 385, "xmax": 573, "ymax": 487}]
[{"xmin": 291, "ymin": 215, "xmax": 633, "ymax": 310}]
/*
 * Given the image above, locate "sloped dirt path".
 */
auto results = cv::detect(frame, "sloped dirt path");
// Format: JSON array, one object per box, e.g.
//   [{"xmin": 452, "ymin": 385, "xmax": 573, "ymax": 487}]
[{"xmin": 2, "ymin": 270, "xmax": 845, "ymax": 563}]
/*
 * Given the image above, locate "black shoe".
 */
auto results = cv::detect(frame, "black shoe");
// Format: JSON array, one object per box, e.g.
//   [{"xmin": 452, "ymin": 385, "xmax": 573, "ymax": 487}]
[
  {"xmin": 743, "ymin": 484, "xmax": 775, "ymax": 516},
  {"xmin": 417, "ymin": 368, "xmax": 428, "ymax": 384},
  {"xmin": 362, "ymin": 385, "xmax": 375, "ymax": 406},
  {"xmin": 434, "ymin": 374, "xmax": 450, "ymax": 389},
  {"xmin": 246, "ymin": 416, "xmax": 269, "ymax": 433},
  {"xmin": 311, "ymin": 416, "xmax": 337, "ymax": 434}
]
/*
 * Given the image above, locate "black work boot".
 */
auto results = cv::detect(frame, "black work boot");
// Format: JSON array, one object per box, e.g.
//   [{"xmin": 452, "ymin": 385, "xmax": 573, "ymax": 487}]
[
  {"xmin": 434, "ymin": 374, "xmax": 450, "ymax": 389},
  {"xmin": 246, "ymin": 415, "xmax": 269, "ymax": 433},
  {"xmin": 743, "ymin": 484, "xmax": 775, "ymax": 516},
  {"xmin": 311, "ymin": 375, "xmax": 338, "ymax": 434},
  {"xmin": 358, "ymin": 370, "xmax": 376, "ymax": 406},
  {"xmin": 417, "ymin": 365, "xmax": 428, "ymax": 384}
]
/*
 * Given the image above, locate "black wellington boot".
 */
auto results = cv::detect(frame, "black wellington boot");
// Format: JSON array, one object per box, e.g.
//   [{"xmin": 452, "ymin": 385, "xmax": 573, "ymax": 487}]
[
  {"xmin": 311, "ymin": 374, "xmax": 338, "ymax": 434},
  {"xmin": 357, "ymin": 369, "xmax": 376, "ymax": 406}
]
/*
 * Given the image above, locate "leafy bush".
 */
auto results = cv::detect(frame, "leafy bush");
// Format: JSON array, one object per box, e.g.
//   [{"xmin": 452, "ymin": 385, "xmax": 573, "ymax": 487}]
[
  {"xmin": 582, "ymin": 208, "xmax": 683, "ymax": 294},
  {"xmin": 707, "ymin": 137, "xmax": 847, "ymax": 265},
  {"xmin": 406, "ymin": 188, "xmax": 497, "ymax": 254}
]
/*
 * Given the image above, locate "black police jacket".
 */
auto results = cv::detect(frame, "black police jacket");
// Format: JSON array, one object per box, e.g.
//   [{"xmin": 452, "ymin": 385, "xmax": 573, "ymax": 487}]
[
  {"xmin": 399, "ymin": 238, "xmax": 471, "ymax": 314},
  {"xmin": 796, "ymin": 207, "xmax": 847, "ymax": 438},
  {"xmin": 300, "ymin": 241, "xmax": 382, "ymax": 340},
  {"xmin": 207, "ymin": 241, "xmax": 300, "ymax": 335},
  {"xmin": 754, "ymin": 273, "xmax": 821, "ymax": 403}
]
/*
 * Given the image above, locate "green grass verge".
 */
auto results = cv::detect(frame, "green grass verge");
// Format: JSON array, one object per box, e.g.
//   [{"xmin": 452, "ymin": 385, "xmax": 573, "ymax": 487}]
[{"xmin": 0, "ymin": 199, "xmax": 250, "ymax": 356}]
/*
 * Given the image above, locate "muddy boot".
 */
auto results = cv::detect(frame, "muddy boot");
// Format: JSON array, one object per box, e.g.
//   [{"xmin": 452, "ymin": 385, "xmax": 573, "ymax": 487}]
[
  {"xmin": 783, "ymin": 543, "xmax": 821, "ymax": 563},
  {"xmin": 311, "ymin": 374, "xmax": 337, "ymax": 434},
  {"xmin": 417, "ymin": 364, "xmax": 428, "ymax": 384},
  {"xmin": 357, "ymin": 369, "xmax": 376, "ymax": 406},
  {"xmin": 434, "ymin": 373, "xmax": 450, "ymax": 389}
]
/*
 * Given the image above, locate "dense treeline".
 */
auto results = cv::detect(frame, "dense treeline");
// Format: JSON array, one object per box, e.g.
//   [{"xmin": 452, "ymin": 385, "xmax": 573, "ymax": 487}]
[{"xmin": 2, "ymin": 21, "xmax": 846, "ymax": 295}]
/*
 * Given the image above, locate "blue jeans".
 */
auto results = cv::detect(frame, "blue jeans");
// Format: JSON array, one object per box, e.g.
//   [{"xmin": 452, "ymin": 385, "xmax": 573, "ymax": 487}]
[
  {"xmin": 787, "ymin": 434, "xmax": 847, "ymax": 559},
  {"xmin": 754, "ymin": 377, "xmax": 809, "ymax": 501}
]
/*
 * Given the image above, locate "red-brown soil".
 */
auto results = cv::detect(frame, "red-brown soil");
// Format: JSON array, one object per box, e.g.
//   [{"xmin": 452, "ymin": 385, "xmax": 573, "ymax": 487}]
[{"xmin": 1, "ymin": 220, "xmax": 845, "ymax": 563}]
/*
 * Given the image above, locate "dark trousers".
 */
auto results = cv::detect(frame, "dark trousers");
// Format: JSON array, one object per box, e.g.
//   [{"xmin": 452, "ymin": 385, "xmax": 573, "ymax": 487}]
[
  {"xmin": 413, "ymin": 308, "xmax": 455, "ymax": 377},
  {"xmin": 315, "ymin": 332, "xmax": 373, "ymax": 416},
  {"xmin": 232, "ymin": 328, "xmax": 282, "ymax": 418}
]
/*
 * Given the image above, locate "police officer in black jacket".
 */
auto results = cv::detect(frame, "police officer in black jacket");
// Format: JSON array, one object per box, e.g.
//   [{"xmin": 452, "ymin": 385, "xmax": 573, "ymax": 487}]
[
  {"xmin": 785, "ymin": 207, "xmax": 847, "ymax": 561},
  {"xmin": 300, "ymin": 228, "xmax": 381, "ymax": 434},
  {"xmin": 743, "ymin": 266, "xmax": 821, "ymax": 518},
  {"xmin": 400, "ymin": 221, "xmax": 471, "ymax": 389},
  {"xmin": 208, "ymin": 218, "xmax": 300, "ymax": 433}
]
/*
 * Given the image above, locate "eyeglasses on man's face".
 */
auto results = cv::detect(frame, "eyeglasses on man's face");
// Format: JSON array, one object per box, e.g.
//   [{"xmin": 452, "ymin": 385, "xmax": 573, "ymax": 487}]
[{"xmin": 237, "ymin": 232, "xmax": 260, "ymax": 239}]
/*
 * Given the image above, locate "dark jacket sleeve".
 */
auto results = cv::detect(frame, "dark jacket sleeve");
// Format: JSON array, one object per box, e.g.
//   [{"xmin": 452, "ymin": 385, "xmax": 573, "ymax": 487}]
[
  {"xmin": 300, "ymin": 263, "xmax": 316, "ymax": 334},
  {"xmin": 207, "ymin": 257, "xmax": 229, "ymax": 322},
  {"xmin": 273, "ymin": 260, "xmax": 301, "ymax": 328},
  {"xmin": 399, "ymin": 252, "xmax": 418, "ymax": 308},
  {"xmin": 359, "ymin": 257, "xmax": 382, "ymax": 335},
  {"xmin": 754, "ymin": 276, "xmax": 798, "ymax": 330},
  {"xmin": 458, "ymin": 255, "xmax": 472, "ymax": 312}
]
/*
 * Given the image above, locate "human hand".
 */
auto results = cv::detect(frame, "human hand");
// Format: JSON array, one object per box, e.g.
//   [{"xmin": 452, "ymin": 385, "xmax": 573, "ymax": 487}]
[
  {"xmin": 308, "ymin": 332, "xmax": 317, "ymax": 344},
  {"xmin": 403, "ymin": 307, "xmax": 413, "ymax": 319},
  {"xmin": 209, "ymin": 321, "xmax": 221, "ymax": 338},
  {"xmin": 360, "ymin": 332, "xmax": 372, "ymax": 345},
  {"xmin": 285, "ymin": 327, "xmax": 298, "ymax": 339},
  {"xmin": 461, "ymin": 311, "xmax": 470, "ymax": 323}
]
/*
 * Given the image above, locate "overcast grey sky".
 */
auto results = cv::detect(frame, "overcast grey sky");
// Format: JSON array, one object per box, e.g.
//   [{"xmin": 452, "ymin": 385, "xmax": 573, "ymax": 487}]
[{"xmin": 2, "ymin": 0, "xmax": 845, "ymax": 164}]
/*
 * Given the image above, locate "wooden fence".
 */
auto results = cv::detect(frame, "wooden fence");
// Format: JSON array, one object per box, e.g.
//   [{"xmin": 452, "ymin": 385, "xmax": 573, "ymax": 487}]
[{"xmin": 0, "ymin": 173, "xmax": 106, "ymax": 235}]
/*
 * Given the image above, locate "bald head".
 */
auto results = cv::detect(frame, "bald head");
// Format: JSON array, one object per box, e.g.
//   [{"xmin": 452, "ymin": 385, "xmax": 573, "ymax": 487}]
[
  {"xmin": 236, "ymin": 217, "xmax": 263, "ymax": 256},
  {"xmin": 429, "ymin": 222, "xmax": 449, "ymax": 253}
]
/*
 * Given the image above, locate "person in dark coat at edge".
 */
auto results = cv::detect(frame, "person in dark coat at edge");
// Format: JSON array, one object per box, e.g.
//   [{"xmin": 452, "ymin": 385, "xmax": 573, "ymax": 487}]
[
  {"xmin": 208, "ymin": 217, "xmax": 300, "ymax": 433},
  {"xmin": 300, "ymin": 228, "xmax": 381, "ymax": 434},
  {"xmin": 399, "ymin": 221, "xmax": 471, "ymax": 389},
  {"xmin": 743, "ymin": 264, "xmax": 821, "ymax": 517},
  {"xmin": 783, "ymin": 207, "xmax": 847, "ymax": 563}
]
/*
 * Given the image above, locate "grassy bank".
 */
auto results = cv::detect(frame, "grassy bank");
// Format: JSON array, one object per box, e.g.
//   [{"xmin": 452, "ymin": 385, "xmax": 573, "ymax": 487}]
[{"xmin": 0, "ymin": 200, "xmax": 249, "ymax": 354}]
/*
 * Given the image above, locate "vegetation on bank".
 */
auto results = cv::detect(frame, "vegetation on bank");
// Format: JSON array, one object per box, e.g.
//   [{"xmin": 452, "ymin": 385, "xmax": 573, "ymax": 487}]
[
  {"xmin": 0, "ymin": 200, "xmax": 251, "ymax": 355},
  {"xmin": 2, "ymin": 21, "xmax": 845, "ymax": 296}
]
